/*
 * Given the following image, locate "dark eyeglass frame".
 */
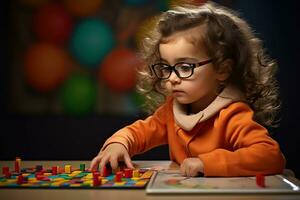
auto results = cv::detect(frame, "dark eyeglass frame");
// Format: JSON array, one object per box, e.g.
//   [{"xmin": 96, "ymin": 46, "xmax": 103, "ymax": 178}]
[{"xmin": 151, "ymin": 59, "xmax": 213, "ymax": 79}]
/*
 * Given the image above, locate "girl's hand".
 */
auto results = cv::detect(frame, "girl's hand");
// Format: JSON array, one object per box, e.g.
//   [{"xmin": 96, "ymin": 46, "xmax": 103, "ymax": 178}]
[
  {"xmin": 180, "ymin": 157, "xmax": 204, "ymax": 177},
  {"xmin": 89, "ymin": 143, "xmax": 134, "ymax": 174}
]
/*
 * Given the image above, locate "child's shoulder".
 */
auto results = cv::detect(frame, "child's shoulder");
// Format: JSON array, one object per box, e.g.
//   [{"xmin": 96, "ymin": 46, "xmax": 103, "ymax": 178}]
[
  {"xmin": 153, "ymin": 96, "xmax": 174, "ymax": 115},
  {"xmin": 219, "ymin": 101, "xmax": 254, "ymax": 120},
  {"xmin": 217, "ymin": 101, "xmax": 268, "ymax": 135}
]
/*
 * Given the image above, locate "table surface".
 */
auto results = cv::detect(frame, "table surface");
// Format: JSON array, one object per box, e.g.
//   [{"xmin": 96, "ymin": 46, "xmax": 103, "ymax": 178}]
[{"xmin": 0, "ymin": 160, "xmax": 299, "ymax": 200}]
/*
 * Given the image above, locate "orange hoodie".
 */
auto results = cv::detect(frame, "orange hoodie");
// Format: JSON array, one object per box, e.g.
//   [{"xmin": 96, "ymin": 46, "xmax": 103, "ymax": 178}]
[{"xmin": 101, "ymin": 86, "xmax": 285, "ymax": 176}]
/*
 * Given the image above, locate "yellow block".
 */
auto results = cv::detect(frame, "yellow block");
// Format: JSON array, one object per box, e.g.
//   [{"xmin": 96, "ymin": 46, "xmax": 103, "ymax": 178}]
[
  {"xmin": 135, "ymin": 181, "xmax": 147, "ymax": 186},
  {"xmin": 51, "ymin": 182, "xmax": 62, "ymax": 187},
  {"xmin": 44, "ymin": 173, "xmax": 52, "ymax": 176},
  {"xmin": 0, "ymin": 182, "xmax": 7, "ymax": 186},
  {"xmin": 68, "ymin": 174, "xmax": 76, "ymax": 177},
  {"xmin": 65, "ymin": 165, "xmax": 72, "ymax": 174},
  {"xmin": 85, "ymin": 174, "xmax": 93, "ymax": 178},
  {"xmin": 140, "ymin": 171, "xmax": 153, "ymax": 179},
  {"xmin": 102, "ymin": 179, "xmax": 108, "ymax": 184},
  {"xmin": 28, "ymin": 177, "xmax": 37, "ymax": 181},
  {"xmin": 133, "ymin": 170, "xmax": 140, "ymax": 178},
  {"xmin": 131, "ymin": 177, "xmax": 140, "ymax": 181},
  {"xmin": 70, "ymin": 184, "xmax": 81, "ymax": 187},
  {"xmin": 30, "ymin": 180, "xmax": 40, "ymax": 184},
  {"xmin": 51, "ymin": 180, "xmax": 68, "ymax": 186},
  {"xmin": 22, "ymin": 173, "xmax": 30, "ymax": 177},
  {"xmin": 83, "ymin": 180, "xmax": 93, "ymax": 185},
  {"xmin": 114, "ymin": 181, "xmax": 126, "ymax": 186},
  {"xmin": 7, "ymin": 179, "xmax": 16, "ymax": 183},
  {"xmin": 53, "ymin": 178, "xmax": 65, "ymax": 182}
]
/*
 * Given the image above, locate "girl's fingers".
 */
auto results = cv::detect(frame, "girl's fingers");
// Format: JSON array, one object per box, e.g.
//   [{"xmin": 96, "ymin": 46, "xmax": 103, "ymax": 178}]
[
  {"xmin": 99, "ymin": 155, "xmax": 109, "ymax": 175},
  {"xmin": 185, "ymin": 167, "xmax": 190, "ymax": 177},
  {"xmin": 89, "ymin": 151, "xmax": 104, "ymax": 171},
  {"xmin": 180, "ymin": 163, "xmax": 186, "ymax": 176},
  {"xmin": 180, "ymin": 161, "xmax": 193, "ymax": 177},
  {"xmin": 89, "ymin": 156, "xmax": 101, "ymax": 171},
  {"xmin": 109, "ymin": 156, "xmax": 119, "ymax": 171},
  {"xmin": 124, "ymin": 153, "xmax": 134, "ymax": 169}
]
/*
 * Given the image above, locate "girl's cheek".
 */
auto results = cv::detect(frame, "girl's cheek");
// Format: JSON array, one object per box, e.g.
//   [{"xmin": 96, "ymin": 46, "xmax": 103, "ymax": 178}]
[{"xmin": 164, "ymin": 82, "xmax": 171, "ymax": 91}]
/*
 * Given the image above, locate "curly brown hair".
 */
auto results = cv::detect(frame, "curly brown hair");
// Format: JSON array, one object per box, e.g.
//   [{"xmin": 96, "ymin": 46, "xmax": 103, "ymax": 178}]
[{"xmin": 136, "ymin": 2, "xmax": 280, "ymax": 128}]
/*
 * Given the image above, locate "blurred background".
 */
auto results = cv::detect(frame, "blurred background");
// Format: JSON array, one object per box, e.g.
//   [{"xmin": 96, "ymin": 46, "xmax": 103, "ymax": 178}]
[{"xmin": 1, "ymin": 0, "xmax": 299, "ymax": 178}]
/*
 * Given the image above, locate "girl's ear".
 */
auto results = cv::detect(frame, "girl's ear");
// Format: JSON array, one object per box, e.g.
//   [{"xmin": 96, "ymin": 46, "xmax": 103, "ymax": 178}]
[{"xmin": 216, "ymin": 59, "xmax": 233, "ymax": 81}]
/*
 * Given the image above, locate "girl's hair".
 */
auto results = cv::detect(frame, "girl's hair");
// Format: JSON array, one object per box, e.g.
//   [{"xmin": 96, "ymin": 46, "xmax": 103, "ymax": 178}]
[{"xmin": 137, "ymin": 2, "xmax": 280, "ymax": 128}]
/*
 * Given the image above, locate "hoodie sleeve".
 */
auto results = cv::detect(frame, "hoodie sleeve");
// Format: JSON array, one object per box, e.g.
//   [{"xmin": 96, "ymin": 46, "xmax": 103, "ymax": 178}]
[
  {"xmin": 101, "ymin": 98, "xmax": 172, "ymax": 156},
  {"xmin": 198, "ymin": 102, "xmax": 286, "ymax": 176}
]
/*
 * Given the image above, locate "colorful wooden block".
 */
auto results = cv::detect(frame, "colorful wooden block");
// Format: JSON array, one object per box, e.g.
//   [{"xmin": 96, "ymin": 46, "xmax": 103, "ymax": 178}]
[
  {"xmin": 2, "ymin": 167, "xmax": 9, "ymax": 175},
  {"xmin": 256, "ymin": 174, "xmax": 265, "ymax": 188},
  {"xmin": 65, "ymin": 165, "xmax": 72, "ymax": 174},
  {"xmin": 15, "ymin": 158, "xmax": 21, "ymax": 173},
  {"xmin": 80, "ymin": 164, "xmax": 85, "ymax": 171},
  {"xmin": 124, "ymin": 168, "xmax": 132, "ymax": 178},
  {"xmin": 133, "ymin": 169, "xmax": 140, "ymax": 178},
  {"xmin": 115, "ymin": 171, "xmax": 122, "ymax": 182},
  {"xmin": 52, "ymin": 166, "xmax": 57, "ymax": 175}
]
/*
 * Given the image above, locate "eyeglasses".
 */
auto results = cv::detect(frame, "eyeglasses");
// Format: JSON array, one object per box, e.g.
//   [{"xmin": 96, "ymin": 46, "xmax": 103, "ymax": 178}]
[{"xmin": 151, "ymin": 59, "xmax": 213, "ymax": 79}]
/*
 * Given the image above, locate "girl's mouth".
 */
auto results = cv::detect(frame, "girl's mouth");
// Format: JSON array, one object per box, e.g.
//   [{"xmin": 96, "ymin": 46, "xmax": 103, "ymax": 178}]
[{"xmin": 172, "ymin": 90, "xmax": 185, "ymax": 96}]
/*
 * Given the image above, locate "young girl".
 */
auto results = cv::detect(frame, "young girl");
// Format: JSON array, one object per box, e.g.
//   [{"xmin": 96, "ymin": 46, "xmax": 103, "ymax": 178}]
[{"xmin": 90, "ymin": 2, "xmax": 285, "ymax": 177}]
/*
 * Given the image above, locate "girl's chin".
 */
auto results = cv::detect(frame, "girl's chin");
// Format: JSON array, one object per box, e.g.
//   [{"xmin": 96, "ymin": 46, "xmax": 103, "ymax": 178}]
[{"xmin": 174, "ymin": 96, "xmax": 192, "ymax": 104}]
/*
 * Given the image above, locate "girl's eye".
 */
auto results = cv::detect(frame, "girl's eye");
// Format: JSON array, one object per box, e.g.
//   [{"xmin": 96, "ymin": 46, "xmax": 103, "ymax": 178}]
[
  {"xmin": 161, "ymin": 67, "xmax": 170, "ymax": 73},
  {"xmin": 159, "ymin": 65, "xmax": 170, "ymax": 72},
  {"xmin": 178, "ymin": 64, "xmax": 192, "ymax": 72}
]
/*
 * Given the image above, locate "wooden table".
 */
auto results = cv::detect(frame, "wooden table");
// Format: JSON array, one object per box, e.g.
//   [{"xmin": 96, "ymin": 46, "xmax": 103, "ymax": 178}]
[{"xmin": 0, "ymin": 160, "xmax": 299, "ymax": 200}]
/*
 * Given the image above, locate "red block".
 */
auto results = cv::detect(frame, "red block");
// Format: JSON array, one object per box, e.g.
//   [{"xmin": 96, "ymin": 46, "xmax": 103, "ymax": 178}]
[
  {"xmin": 124, "ymin": 168, "xmax": 132, "ymax": 178},
  {"xmin": 52, "ymin": 166, "xmax": 57, "ymax": 175},
  {"xmin": 58, "ymin": 166, "xmax": 64, "ymax": 174},
  {"xmin": 5, "ymin": 172, "xmax": 11, "ymax": 179},
  {"xmin": 93, "ymin": 177, "xmax": 102, "ymax": 186},
  {"xmin": 14, "ymin": 161, "xmax": 20, "ymax": 173},
  {"xmin": 256, "ymin": 174, "xmax": 265, "ymax": 187},
  {"xmin": 17, "ymin": 175, "xmax": 24, "ymax": 184},
  {"xmin": 115, "ymin": 171, "xmax": 122, "ymax": 182},
  {"xmin": 42, "ymin": 177, "xmax": 50, "ymax": 181},
  {"xmin": 2, "ymin": 166, "xmax": 9, "ymax": 175},
  {"xmin": 93, "ymin": 171, "xmax": 100, "ymax": 178},
  {"xmin": 36, "ymin": 174, "xmax": 45, "ymax": 180},
  {"xmin": 35, "ymin": 171, "xmax": 43, "ymax": 177}
]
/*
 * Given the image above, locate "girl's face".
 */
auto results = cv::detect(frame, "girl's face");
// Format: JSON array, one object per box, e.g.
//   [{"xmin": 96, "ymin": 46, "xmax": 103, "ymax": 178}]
[{"xmin": 159, "ymin": 26, "xmax": 226, "ymax": 113}]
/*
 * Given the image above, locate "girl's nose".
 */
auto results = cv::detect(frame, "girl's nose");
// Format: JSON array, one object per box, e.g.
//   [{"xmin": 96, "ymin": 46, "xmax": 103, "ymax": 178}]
[{"xmin": 168, "ymin": 71, "xmax": 181, "ymax": 84}]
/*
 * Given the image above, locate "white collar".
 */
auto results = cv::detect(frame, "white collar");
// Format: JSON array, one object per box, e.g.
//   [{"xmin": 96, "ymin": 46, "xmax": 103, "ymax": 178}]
[{"xmin": 173, "ymin": 85, "xmax": 245, "ymax": 131}]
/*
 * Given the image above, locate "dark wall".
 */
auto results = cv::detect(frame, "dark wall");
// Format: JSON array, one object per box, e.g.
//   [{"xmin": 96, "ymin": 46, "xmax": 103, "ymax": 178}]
[
  {"xmin": 230, "ymin": 0, "xmax": 300, "ymax": 178},
  {"xmin": 0, "ymin": 114, "xmax": 169, "ymax": 161}
]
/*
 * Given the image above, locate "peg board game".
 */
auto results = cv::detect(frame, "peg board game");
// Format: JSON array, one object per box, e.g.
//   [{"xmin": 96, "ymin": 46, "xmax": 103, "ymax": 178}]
[
  {"xmin": 146, "ymin": 171, "xmax": 300, "ymax": 194},
  {"xmin": 0, "ymin": 159, "xmax": 155, "ymax": 189}
]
